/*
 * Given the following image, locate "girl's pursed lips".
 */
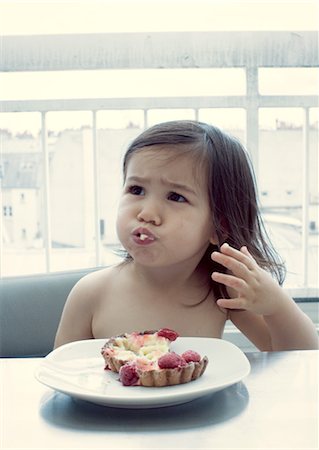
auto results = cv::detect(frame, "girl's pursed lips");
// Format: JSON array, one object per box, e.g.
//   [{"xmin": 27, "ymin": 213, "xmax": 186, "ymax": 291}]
[{"xmin": 132, "ymin": 227, "xmax": 157, "ymax": 241}]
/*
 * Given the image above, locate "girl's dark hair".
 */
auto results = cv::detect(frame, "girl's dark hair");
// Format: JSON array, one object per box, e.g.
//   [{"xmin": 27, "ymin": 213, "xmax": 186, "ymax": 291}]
[{"xmin": 122, "ymin": 120, "xmax": 286, "ymax": 299}]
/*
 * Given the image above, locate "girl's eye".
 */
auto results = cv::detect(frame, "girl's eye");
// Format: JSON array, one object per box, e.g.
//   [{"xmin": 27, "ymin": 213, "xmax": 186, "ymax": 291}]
[
  {"xmin": 128, "ymin": 185, "xmax": 144, "ymax": 196},
  {"xmin": 168, "ymin": 192, "xmax": 187, "ymax": 203}
]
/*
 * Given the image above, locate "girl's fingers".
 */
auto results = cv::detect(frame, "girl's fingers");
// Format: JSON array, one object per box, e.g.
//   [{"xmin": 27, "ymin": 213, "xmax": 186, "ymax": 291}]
[
  {"xmin": 211, "ymin": 243, "xmax": 256, "ymax": 274},
  {"xmin": 221, "ymin": 243, "xmax": 255, "ymax": 266},
  {"xmin": 211, "ymin": 271, "xmax": 247, "ymax": 292},
  {"xmin": 211, "ymin": 251, "xmax": 250, "ymax": 279},
  {"xmin": 240, "ymin": 245, "xmax": 255, "ymax": 261},
  {"xmin": 216, "ymin": 297, "xmax": 246, "ymax": 310},
  {"xmin": 240, "ymin": 245, "xmax": 250, "ymax": 255}
]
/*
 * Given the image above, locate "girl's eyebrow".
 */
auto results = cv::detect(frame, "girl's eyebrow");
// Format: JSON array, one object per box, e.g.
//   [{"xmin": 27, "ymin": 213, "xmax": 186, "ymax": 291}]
[{"xmin": 126, "ymin": 175, "xmax": 198, "ymax": 196}]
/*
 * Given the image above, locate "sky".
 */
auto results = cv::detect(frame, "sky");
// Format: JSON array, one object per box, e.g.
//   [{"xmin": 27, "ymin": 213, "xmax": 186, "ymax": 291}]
[{"xmin": 0, "ymin": 0, "xmax": 318, "ymax": 133}]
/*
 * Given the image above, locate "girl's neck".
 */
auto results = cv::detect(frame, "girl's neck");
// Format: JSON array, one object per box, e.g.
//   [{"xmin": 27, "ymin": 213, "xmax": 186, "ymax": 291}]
[{"xmin": 127, "ymin": 260, "xmax": 208, "ymax": 296}]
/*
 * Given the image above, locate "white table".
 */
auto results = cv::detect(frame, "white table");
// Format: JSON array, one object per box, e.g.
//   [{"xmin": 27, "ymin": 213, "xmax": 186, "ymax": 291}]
[{"xmin": 1, "ymin": 350, "xmax": 318, "ymax": 449}]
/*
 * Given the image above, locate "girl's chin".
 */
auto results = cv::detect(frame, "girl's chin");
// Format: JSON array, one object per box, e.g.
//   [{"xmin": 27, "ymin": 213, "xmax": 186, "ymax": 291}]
[
  {"xmin": 127, "ymin": 249, "xmax": 171, "ymax": 267},
  {"xmin": 130, "ymin": 253, "xmax": 161, "ymax": 266},
  {"xmin": 129, "ymin": 252, "xmax": 188, "ymax": 269}
]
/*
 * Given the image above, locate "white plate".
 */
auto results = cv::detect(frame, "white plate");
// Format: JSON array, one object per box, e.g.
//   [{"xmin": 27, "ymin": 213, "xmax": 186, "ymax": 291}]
[{"xmin": 35, "ymin": 338, "xmax": 250, "ymax": 409}]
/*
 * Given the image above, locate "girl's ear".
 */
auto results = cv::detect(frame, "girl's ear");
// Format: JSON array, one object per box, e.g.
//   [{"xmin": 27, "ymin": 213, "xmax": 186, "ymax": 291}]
[
  {"xmin": 209, "ymin": 233, "xmax": 218, "ymax": 245},
  {"xmin": 211, "ymin": 218, "xmax": 229, "ymax": 245}
]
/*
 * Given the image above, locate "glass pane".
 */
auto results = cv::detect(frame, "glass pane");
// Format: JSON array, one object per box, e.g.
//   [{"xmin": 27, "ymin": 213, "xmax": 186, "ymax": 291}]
[
  {"xmin": 147, "ymin": 109, "xmax": 195, "ymax": 127},
  {"xmin": 309, "ymin": 108, "xmax": 319, "ymax": 210},
  {"xmin": 259, "ymin": 68, "xmax": 319, "ymax": 95},
  {"xmin": 0, "ymin": 68, "xmax": 246, "ymax": 100},
  {"xmin": 1, "ymin": 112, "xmax": 46, "ymax": 276},
  {"xmin": 97, "ymin": 110, "xmax": 144, "ymax": 130},
  {"xmin": 308, "ymin": 108, "xmax": 319, "ymax": 288},
  {"xmin": 258, "ymin": 108, "xmax": 318, "ymax": 287},
  {"xmin": 46, "ymin": 111, "xmax": 96, "ymax": 272},
  {"xmin": 198, "ymin": 108, "xmax": 246, "ymax": 142}
]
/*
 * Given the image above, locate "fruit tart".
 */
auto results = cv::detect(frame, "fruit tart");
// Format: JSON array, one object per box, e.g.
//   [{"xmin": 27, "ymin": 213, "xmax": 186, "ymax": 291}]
[{"xmin": 101, "ymin": 328, "xmax": 209, "ymax": 387}]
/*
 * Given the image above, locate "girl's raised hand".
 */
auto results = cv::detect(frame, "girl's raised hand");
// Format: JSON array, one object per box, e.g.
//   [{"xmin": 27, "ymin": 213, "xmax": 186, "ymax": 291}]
[{"xmin": 211, "ymin": 243, "xmax": 285, "ymax": 316}]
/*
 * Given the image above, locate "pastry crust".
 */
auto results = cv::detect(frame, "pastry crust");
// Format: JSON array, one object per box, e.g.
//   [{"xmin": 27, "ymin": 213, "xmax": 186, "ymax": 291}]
[{"xmin": 138, "ymin": 357, "xmax": 209, "ymax": 387}]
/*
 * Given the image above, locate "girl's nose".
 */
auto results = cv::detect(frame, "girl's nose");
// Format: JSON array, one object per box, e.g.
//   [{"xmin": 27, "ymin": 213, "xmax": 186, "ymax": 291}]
[{"xmin": 137, "ymin": 202, "xmax": 161, "ymax": 225}]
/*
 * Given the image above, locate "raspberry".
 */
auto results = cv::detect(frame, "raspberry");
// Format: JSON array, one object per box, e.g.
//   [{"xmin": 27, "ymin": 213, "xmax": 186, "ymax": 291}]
[
  {"xmin": 157, "ymin": 328, "xmax": 179, "ymax": 341},
  {"xmin": 119, "ymin": 364, "xmax": 139, "ymax": 386},
  {"xmin": 181, "ymin": 350, "xmax": 201, "ymax": 363},
  {"xmin": 158, "ymin": 352, "xmax": 187, "ymax": 369}
]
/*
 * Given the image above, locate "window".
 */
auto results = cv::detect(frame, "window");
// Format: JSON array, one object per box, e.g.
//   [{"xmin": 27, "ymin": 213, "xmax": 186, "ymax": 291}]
[{"xmin": 0, "ymin": 1, "xmax": 318, "ymax": 300}]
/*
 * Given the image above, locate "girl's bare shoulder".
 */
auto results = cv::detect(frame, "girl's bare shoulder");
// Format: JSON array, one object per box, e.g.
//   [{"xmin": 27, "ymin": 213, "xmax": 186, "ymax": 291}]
[{"xmin": 75, "ymin": 264, "xmax": 124, "ymax": 293}]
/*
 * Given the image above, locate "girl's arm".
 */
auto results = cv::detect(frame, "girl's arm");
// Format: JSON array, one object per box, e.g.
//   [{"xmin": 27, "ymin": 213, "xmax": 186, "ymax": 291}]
[
  {"xmin": 211, "ymin": 243, "xmax": 319, "ymax": 351},
  {"xmin": 54, "ymin": 276, "xmax": 95, "ymax": 348}
]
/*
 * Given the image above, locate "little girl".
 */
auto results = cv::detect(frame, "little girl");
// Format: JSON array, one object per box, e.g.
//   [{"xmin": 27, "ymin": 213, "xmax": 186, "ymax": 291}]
[{"xmin": 54, "ymin": 120, "xmax": 318, "ymax": 351}]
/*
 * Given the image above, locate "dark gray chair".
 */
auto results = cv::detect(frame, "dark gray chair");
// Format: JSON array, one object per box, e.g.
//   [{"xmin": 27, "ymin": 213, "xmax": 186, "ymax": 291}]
[{"xmin": 0, "ymin": 268, "xmax": 98, "ymax": 357}]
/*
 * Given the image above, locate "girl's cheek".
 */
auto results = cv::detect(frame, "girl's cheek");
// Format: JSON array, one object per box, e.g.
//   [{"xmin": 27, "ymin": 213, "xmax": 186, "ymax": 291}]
[{"xmin": 115, "ymin": 211, "xmax": 126, "ymax": 235}]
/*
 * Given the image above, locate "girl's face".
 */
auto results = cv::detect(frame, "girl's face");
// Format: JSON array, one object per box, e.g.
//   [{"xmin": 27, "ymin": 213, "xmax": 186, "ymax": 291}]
[{"xmin": 116, "ymin": 147, "xmax": 215, "ymax": 268}]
